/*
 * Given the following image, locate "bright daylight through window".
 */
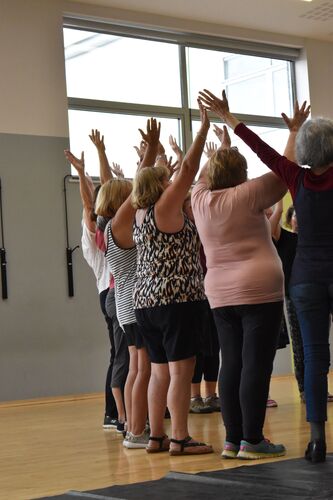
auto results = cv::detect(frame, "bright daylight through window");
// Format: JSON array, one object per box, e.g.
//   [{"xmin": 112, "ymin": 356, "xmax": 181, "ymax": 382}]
[{"xmin": 63, "ymin": 26, "xmax": 295, "ymax": 179}]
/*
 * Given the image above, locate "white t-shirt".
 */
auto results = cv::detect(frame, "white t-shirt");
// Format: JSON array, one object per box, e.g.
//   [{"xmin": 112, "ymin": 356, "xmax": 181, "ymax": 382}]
[{"xmin": 81, "ymin": 221, "xmax": 110, "ymax": 294}]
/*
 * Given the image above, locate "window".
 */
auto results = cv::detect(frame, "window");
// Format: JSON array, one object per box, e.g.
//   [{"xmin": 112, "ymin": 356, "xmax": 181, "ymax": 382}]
[
  {"xmin": 64, "ymin": 29, "xmax": 181, "ymax": 107},
  {"xmin": 63, "ymin": 25, "xmax": 297, "ymax": 179},
  {"xmin": 68, "ymin": 110, "xmax": 181, "ymax": 179},
  {"xmin": 187, "ymin": 48, "xmax": 293, "ymax": 117},
  {"xmin": 191, "ymin": 121, "xmax": 289, "ymax": 178}
]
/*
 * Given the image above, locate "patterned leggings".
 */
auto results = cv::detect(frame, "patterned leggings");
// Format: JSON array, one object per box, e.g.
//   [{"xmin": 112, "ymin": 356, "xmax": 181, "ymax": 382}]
[{"xmin": 282, "ymin": 296, "xmax": 304, "ymax": 394}]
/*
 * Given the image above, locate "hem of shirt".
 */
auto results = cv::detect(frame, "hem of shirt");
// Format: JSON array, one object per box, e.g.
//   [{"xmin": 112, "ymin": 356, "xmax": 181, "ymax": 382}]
[{"xmin": 208, "ymin": 295, "xmax": 284, "ymax": 309}]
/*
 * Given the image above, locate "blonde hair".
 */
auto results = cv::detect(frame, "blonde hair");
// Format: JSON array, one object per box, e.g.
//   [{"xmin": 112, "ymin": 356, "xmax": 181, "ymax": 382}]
[
  {"xmin": 207, "ymin": 148, "xmax": 247, "ymax": 190},
  {"xmin": 95, "ymin": 178, "xmax": 132, "ymax": 218},
  {"xmin": 132, "ymin": 166, "xmax": 169, "ymax": 209}
]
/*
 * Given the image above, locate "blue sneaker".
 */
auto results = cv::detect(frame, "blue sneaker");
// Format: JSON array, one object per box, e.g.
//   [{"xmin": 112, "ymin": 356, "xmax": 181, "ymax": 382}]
[
  {"xmin": 221, "ymin": 441, "xmax": 240, "ymax": 459},
  {"xmin": 237, "ymin": 439, "xmax": 286, "ymax": 460}
]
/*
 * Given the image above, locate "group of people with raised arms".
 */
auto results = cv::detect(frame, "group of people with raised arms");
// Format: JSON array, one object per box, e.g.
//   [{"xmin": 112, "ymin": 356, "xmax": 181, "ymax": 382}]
[{"xmin": 65, "ymin": 87, "xmax": 333, "ymax": 464}]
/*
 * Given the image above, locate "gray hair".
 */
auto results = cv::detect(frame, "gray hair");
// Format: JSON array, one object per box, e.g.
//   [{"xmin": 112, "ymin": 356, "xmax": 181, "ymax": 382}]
[{"xmin": 296, "ymin": 118, "xmax": 333, "ymax": 168}]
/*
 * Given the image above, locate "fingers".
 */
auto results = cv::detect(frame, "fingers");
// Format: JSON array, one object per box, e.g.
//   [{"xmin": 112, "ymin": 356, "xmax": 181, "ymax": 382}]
[
  {"xmin": 221, "ymin": 125, "xmax": 231, "ymax": 147},
  {"xmin": 281, "ymin": 112, "xmax": 290, "ymax": 126},
  {"xmin": 139, "ymin": 118, "xmax": 160, "ymax": 144},
  {"xmin": 202, "ymin": 88, "xmax": 218, "ymax": 99}
]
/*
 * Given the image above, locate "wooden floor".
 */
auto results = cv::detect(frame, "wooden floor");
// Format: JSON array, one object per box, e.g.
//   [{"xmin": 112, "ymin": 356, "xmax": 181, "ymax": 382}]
[{"xmin": 1, "ymin": 374, "xmax": 333, "ymax": 500}]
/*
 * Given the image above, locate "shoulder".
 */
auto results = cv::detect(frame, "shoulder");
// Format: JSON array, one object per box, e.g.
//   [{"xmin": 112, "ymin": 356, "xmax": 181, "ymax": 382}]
[{"xmin": 191, "ymin": 179, "xmax": 208, "ymax": 201}]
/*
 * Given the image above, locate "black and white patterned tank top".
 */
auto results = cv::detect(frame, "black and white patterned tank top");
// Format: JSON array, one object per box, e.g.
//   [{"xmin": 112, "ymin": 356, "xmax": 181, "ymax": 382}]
[
  {"xmin": 105, "ymin": 220, "xmax": 137, "ymax": 327},
  {"xmin": 133, "ymin": 205, "xmax": 205, "ymax": 309}
]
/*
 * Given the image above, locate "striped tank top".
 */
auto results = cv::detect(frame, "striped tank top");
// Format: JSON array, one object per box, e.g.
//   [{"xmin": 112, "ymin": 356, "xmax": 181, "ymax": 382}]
[
  {"xmin": 133, "ymin": 205, "xmax": 205, "ymax": 309},
  {"xmin": 105, "ymin": 220, "xmax": 137, "ymax": 328}
]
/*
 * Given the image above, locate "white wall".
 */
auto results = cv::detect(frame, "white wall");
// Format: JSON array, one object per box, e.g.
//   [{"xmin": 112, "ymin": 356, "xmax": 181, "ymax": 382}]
[{"xmin": 1, "ymin": 0, "xmax": 333, "ymax": 401}]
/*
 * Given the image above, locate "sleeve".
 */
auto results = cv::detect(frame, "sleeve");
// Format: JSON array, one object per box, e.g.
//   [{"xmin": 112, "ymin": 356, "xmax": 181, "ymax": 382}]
[
  {"xmin": 81, "ymin": 222, "xmax": 99, "ymax": 269},
  {"xmin": 191, "ymin": 177, "xmax": 208, "ymax": 205},
  {"xmin": 234, "ymin": 123, "xmax": 301, "ymax": 199},
  {"xmin": 247, "ymin": 172, "xmax": 287, "ymax": 212}
]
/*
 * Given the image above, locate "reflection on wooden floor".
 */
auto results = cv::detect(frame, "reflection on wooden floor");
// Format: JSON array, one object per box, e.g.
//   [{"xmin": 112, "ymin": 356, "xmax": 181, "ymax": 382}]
[{"xmin": 1, "ymin": 373, "xmax": 333, "ymax": 500}]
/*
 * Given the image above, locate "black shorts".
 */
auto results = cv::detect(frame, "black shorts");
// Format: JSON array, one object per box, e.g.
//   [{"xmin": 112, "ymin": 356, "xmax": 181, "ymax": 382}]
[
  {"xmin": 123, "ymin": 322, "xmax": 145, "ymax": 349},
  {"xmin": 135, "ymin": 300, "xmax": 206, "ymax": 364}
]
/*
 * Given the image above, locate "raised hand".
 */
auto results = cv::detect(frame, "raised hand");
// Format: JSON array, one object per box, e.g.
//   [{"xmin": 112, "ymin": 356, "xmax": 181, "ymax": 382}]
[
  {"xmin": 64, "ymin": 149, "xmax": 85, "ymax": 175},
  {"xmin": 133, "ymin": 140, "xmax": 147, "ymax": 161},
  {"xmin": 221, "ymin": 125, "xmax": 231, "ymax": 150},
  {"xmin": 138, "ymin": 118, "xmax": 161, "ymax": 146},
  {"xmin": 213, "ymin": 124, "xmax": 231, "ymax": 149},
  {"xmin": 281, "ymin": 100, "xmax": 311, "ymax": 132},
  {"xmin": 213, "ymin": 124, "xmax": 224, "ymax": 143},
  {"xmin": 204, "ymin": 141, "xmax": 217, "ymax": 158},
  {"xmin": 89, "ymin": 129, "xmax": 105, "ymax": 150},
  {"xmin": 169, "ymin": 135, "xmax": 182, "ymax": 153},
  {"xmin": 169, "ymin": 135, "xmax": 183, "ymax": 159},
  {"xmin": 199, "ymin": 89, "xmax": 229, "ymax": 120},
  {"xmin": 111, "ymin": 162, "xmax": 124, "ymax": 179},
  {"xmin": 167, "ymin": 158, "xmax": 180, "ymax": 178}
]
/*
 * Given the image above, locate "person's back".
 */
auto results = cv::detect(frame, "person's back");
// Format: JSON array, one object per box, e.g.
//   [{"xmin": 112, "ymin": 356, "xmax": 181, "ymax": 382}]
[
  {"xmin": 133, "ymin": 205, "xmax": 205, "ymax": 309},
  {"xmin": 192, "ymin": 174, "xmax": 284, "ymax": 308}
]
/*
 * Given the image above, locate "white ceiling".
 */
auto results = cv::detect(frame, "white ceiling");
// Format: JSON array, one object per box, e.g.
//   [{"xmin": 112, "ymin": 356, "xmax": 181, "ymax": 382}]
[{"xmin": 70, "ymin": 0, "xmax": 333, "ymax": 42}]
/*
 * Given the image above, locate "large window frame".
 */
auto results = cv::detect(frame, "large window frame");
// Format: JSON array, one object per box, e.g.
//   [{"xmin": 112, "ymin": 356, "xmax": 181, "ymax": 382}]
[{"xmin": 63, "ymin": 17, "xmax": 299, "ymax": 177}]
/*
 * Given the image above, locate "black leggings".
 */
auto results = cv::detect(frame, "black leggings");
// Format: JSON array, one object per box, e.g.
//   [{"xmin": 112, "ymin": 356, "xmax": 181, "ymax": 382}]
[
  {"xmin": 99, "ymin": 288, "xmax": 117, "ymax": 419},
  {"xmin": 213, "ymin": 301, "xmax": 283, "ymax": 444},
  {"xmin": 192, "ymin": 353, "xmax": 220, "ymax": 383}
]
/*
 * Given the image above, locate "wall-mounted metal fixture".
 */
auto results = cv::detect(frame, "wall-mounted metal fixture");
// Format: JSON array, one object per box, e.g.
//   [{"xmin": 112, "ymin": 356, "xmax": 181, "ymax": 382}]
[
  {"xmin": 0, "ymin": 178, "xmax": 8, "ymax": 299},
  {"xmin": 63, "ymin": 175, "xmax": 79, "ymax": 297}
]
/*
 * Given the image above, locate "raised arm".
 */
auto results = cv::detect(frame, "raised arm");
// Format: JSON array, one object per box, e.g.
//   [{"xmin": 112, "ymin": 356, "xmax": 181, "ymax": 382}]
[
  {"xmin": 169, "ymin": 135, "xmax": 184, "ymax": 164},
  {"xmin": 282, "ymin": 100, "xmax": 311, "ymax": 162},
  {"xmin": 269, "ymin": 199, "xmax": 283, "ymax": 241},
  {"xmin": 111, "ymin": 118, "xmax": 160, "ymax": 248},
  {"xmin": 156, "ymin": 99, "xmax": 209, "ymax": 228},
  {"xmin": 197, "ymin": 125, "xmax": 231, "ymax": 183},
  {"xmin": 64, "ymin": 150, "xmax": 95, "ymax": 232},
  {"xmin": 199, "ymin": 88, "xmax": 300, "ymax": 197},
  {"xmin": 89, "ymin": 129, "xmax": 112, "ymax": 184}
]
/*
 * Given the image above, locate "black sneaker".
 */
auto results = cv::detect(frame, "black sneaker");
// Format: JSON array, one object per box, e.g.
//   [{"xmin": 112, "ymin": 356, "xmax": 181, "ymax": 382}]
[
  {"xmin": 116, "ymin": 421, "xmax": 126, "ymax": 434},
  {"xmin": 103, "ymin": 416, "xmax": 118, "ymax": 429}
]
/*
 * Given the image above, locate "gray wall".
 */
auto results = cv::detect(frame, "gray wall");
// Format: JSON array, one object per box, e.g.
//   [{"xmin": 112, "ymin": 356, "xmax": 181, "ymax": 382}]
[
  {"xmin": 0, "ymin": 133, "xmax": 110, "ymax": 400},
  {"xmin": 1, "ymin": 0, "xmax": 333, "ymax": 401}
]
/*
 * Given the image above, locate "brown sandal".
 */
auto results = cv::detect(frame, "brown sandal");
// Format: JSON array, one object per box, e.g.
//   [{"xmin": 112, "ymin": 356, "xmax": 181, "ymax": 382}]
[
  {"xmin": 169, "ymin": 436, "xmax": 213, "ymax": 456},
  {"xmin": 146, "ymin": 435, "xmax": 170, "ymax": 453}
]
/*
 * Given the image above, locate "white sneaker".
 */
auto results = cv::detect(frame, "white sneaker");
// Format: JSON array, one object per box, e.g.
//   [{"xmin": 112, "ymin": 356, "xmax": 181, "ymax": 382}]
[{"xmin": 123, "ymin": 430, "xmax": 150, "ymax": 449}]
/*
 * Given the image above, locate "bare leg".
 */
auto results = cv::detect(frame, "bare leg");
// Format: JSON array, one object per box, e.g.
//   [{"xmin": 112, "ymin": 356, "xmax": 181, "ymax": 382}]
[
  {"xmin": 168, "ymin": 357, "xmax": 213, "ymax": 454},
  {"xmin": 191, "ymin": 382, "xmax": 201, "ymax": 398},
  {"xmin": 204, "ymin": 381, "xmax": 217, "ymax": 397},
  {"xmin": 131, "ymin": 347, "xmax": 151, "ymax": 435},
  {"xmin": 168, "ymin": 357, "xmax": 195, "ymax": 441},
  {"xmin": 147, "ymin": 363, "xmax": 170, "ymax": 449},
  {"xmin": 124, "ymin": 346, "xmax": 138, "ymax": 432}
]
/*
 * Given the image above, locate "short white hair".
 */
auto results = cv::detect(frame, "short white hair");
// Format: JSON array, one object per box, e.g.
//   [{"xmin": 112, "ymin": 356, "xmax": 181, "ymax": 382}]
[{"xmin": 296, "ymin": 118, "xmax": 333, "ymax": 168}]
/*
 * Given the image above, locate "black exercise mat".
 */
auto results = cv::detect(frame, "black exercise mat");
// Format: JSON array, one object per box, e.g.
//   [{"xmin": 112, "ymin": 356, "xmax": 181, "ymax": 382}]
[{"xmin": 39, "ymin": 454, "xmax": 333, "ymax": 500}]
